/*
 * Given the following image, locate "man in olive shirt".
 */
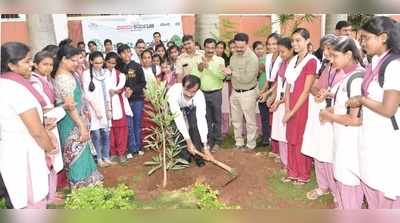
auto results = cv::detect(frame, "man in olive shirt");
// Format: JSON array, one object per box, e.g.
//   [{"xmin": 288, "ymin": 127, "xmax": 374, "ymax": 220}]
[
  {"xmin": 192, "ymin": 38, "xmax": 226, "ymax": 152},
  {"xmin": 176, "ymin": 35, "xmax": 203, "ymax": 82},
  {"xmin": 225, "ymin": 32, "xmax": 259, "ymax": 150}
]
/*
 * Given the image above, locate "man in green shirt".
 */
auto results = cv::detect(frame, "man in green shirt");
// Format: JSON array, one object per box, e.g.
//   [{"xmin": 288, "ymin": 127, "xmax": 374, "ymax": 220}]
[{"xmin": 192, "ymin": 38, "xmax": 226, "ymax": 152}]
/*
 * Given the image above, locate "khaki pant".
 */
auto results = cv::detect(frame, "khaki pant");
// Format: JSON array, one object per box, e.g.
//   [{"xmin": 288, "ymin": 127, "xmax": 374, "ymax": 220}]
[{"xmin": 230, "ymin": 88, "xmax": 258, "ymax": 149}]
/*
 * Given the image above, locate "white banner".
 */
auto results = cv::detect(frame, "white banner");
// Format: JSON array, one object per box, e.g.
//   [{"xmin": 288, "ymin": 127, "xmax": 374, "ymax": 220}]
[{"xmin": 81, "ymin": 14, "xmax": 183, "ymax": 52}]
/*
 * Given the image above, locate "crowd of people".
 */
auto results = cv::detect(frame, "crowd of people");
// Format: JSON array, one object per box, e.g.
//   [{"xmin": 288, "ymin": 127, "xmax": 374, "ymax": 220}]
[{"xmin": 0, "ymin": 16, "xmax": 400, "ymax": 209}]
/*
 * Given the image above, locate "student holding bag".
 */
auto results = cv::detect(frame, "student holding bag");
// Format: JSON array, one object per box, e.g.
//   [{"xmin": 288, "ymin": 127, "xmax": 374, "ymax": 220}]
[
  {"xmin": 347, "ymin": 16, "xmax": 400, "ymax": 209},
  {"xmin": 319, "ymin": 37, "xmax": 366, "ymax": 209}
]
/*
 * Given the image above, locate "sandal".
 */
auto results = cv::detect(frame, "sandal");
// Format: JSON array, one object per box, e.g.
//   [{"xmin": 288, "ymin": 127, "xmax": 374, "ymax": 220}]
[
  {"xmin": 292, "ymin": 179, "xmax": 310, "ymax": 186},
  {"xmin": 306, "ymin": 188, "xmax": 329, "ymax": 200},
  {"xmin": 268, "ymin": 152, "xmax": 279, "ymax": 158},
  {"xmin": 280, "ymin": 176, "xmax": 295, "ymax": 183}
]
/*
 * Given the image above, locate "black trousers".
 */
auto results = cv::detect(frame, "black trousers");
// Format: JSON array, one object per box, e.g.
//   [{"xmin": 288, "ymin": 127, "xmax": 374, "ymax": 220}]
[
  {"xmin": 204, "ymin": 90, "xmax": 223, "ymax": 147},
  {"xmin": 0, "ymin": 172, "xmax": 13, "ymax": 208},
  {"xmin": 177, "ymin": 106, "xmax": 205, "ymax": 166}
]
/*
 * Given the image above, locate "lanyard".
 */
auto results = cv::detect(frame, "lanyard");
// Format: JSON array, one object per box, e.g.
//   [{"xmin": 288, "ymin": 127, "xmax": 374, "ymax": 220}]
[
  {"xmin": 294, "ymin": 53, "xmax": 308, "ymax": 69},
  {"xmin": 269, "ymin": 56, "xmax": 277, "ymax": 79},
  {"xmin": 327, "ymin": 69, "xmax": 338, "ymax": 88}
]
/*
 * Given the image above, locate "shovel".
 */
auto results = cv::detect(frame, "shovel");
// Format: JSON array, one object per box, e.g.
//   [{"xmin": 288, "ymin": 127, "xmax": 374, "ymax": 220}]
[{"xmin": 191, "ymin": 150, "xmax": 238, "ymax": 186}]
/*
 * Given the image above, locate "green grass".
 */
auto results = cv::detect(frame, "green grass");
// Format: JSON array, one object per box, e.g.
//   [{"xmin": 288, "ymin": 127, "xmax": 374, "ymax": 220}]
[
  {"xmin": 220, "ymin": 127, "xmax": 272, "ymax": 152},
  {"xmin": 266, "ymin": 169, "xmax": 333, "ymax": 207},
  {"xmin": 220, "ymin": 128, "xmax": 235, "ymax": 149},
  {"xmin": 142, "ymin": 190, "xmax": 198, "ymax": 209},
  {"xmin": 0, "ymin": 198, "xmax": 6, "ymax": 209}
]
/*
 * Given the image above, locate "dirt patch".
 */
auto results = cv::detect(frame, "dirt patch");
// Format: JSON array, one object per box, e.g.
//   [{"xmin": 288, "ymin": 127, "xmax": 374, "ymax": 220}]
[{"xmin": 100, "ymin": 148, "xmax": 333, "ymax": 209}]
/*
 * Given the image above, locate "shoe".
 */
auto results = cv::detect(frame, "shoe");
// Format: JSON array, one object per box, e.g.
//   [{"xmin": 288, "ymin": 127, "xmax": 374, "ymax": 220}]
[
  {"xmin": 306, "ymin": 188, "xmax": 329, "ymax": 200},
  {"xmin": 243, "ymin": 146, "xmax": 256, "ymax": 152},
  {"xmin": 211, "ymin": 144, "xmax": 220, "ymax": 153},
  {"xmin": 126, "ymin": 153, "xmax": 133, "ymax": 159},
  {"xmin": 194, "ymin": 155, "xmax": 206, "ymax": 167},
  {"xmin": 262, "ymin": 140, "xmax": 270, "ymax": 146},
  {"xmin": 119, "ymin": 155, "xmax": 128, "ymax": 163},
  {"xmin": 103, "ymin": 159, "xmax": 117, "ymax": 166},
  {"xmin": 110, "ymin": 155, "xmax": 119, "ymax": 162},
  {"xmin": 97, "ymin": 160, "xmax": 109, "ymax": 168},
  {"xmin": 138, "ymin": 151, "xmax": 144, "ymax": 156},
  {"xmin": 234, "ymin": 145, "xmax": 244, "ymax": 150},
  {"xmin": 268, "ymin": 152, "xmax": 279, "ymax": 158}
]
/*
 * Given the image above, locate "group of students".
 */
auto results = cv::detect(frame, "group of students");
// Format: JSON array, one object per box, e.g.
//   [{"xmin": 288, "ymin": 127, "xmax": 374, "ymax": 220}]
[
  {"xmin": 256, "ymin": 16, "xmax": 400, "ymax": 209},
  {"xmin": 0, "ymin": 29, "xmax": 230, "ymax": 209},
  {"xmin": 1, "ymin": 15, "xmax": 400, "ymax": 209}
]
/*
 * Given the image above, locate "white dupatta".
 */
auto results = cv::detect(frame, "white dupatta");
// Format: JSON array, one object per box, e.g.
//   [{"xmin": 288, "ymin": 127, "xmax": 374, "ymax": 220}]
[
  {"xmin": 285, "ymin": 54, "xmax": 320, "ymax": 92},
  {"xmin": 264, "ymin": 53, "xmax": 283, "ymax": 82}
]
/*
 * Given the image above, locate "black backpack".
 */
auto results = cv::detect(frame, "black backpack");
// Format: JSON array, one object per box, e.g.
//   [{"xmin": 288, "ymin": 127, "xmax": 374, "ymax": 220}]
[
  {"xmin": 377, "ymin": 53, "xmax": 400, "ymax": 130},
  {"xmin": 345, "ymin": 71, "xmax": 365, "ymax": 116}
]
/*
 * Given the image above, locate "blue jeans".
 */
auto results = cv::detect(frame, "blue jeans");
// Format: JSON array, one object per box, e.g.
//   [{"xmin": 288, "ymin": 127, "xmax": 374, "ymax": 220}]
[
  {"xmin": 128, "ymin": 100, "xmax": 144, "ymax": 154},
  {"xmin": 91, "ymin": 128, "xmax": 110, "ymax": 160}
]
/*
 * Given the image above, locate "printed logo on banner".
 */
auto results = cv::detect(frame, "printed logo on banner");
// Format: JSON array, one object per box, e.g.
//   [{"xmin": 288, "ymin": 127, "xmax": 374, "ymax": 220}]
[{"xmin": 82, "ymin": 15, "xmax": 184, "ymax": 52}]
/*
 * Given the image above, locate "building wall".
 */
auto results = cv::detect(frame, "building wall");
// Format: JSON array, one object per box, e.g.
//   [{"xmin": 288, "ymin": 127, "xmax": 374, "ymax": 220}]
[
  {"xmin": 1, "ymin": 21, "xmax": 29, "ymax": 44},
  {"xmin": 219, "ymin": 15, "xmax": 272, "ymax": 45}
]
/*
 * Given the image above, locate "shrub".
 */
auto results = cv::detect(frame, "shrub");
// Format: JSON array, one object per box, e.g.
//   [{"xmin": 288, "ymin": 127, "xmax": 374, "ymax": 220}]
[
  {"xmin": 64, "ymin": 184, "xmax": 136, "ymax": 210},
  {"xmin": 0, "ymin": 198, "xmax": 6, "ymax": 209},
  {"xmin": 191, "ymin": 183, "xmax": 237, "ymax": 209}
]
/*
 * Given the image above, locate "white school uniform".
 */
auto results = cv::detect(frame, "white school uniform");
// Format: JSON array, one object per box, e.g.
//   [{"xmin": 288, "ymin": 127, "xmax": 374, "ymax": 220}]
[
  {"xmin": 332, "ymin": 70, "xmax": 364, "ymax": 186},
  {"xmin": 358, "ymin": 56, "xmax": 400, "ymax": 199},
  {"xmin": 31, "ymin": 74, "xmax": 65, "ymax": 173},
  {"xmin": 265, "ymin": 53, "xmax": 282, "ymax": 83},
  {"xmin": 295, "ymin": 56, "xmax": 334, "ymax": 163},
  {"xmin": 271, "ymin": 74, "xmax": 287, "ymax": 142},
  {"xmin": 107, "ymin": 69, "xmax": 133, "ymax": 120},
  {"xmin": 0, "ymin": 79, "xmax": 49, "ymax": 209},
  {"xmin": 82, "ymin": 69, "xmax": 112, "ymax": 130},
  {"xmin": 142, "ymin": 66, "xmax": 160, "ymax": 86},
  {"xmin": 301, "ymin": 94, "xmax": 334, "ymax": 163}
]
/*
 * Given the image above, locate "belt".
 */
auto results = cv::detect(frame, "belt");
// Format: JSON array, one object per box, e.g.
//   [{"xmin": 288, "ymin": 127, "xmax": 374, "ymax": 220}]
[
  {"xmin": 234, "ymin": 85, "xmax": 256, "ymax": 93},
  {"xmin": 203, "ymin": 89, "xmax": 222, "ymax": 94}
]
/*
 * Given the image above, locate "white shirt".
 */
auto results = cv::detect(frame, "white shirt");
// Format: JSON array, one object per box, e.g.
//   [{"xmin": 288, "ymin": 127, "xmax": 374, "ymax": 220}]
[
  {"xmin": 0, "ymin": 79, "xmax": 49, "ymax": 209},
  {"xmin": 31, "ymin": 73, "xmax": 65, "ymax": 173},
  {"xmin": 107, "ymin": 68, "xmax": 133, "ymax": 119},
  {"xmin": 142, "ymin": 66, "xmax": 160, "ymax": 85},
  {"xmin": 265, "ymin": 54, "xmax": 282, "ymax": 82},
  {"xmin": 131, "ymin": 51, "xmax": 141, "ymax": 64},
  {"xmin": 82, "ymin": 68, "xmax": 112, "ymax": 130},
  {"xmin": 358, "ymin": 54, "xmax": 400, "ymax": 199},
  {"xmin": 166, "ymin": 83, "xmax": 208, "ymax": 144}
]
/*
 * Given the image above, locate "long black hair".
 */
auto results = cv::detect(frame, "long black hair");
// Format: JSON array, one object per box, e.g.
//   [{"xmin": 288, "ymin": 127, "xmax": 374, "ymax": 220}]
[
  {"xmin": 361, "ymin": 16, "xmax": 400, "ymax": 54},
  {"xmin": 266, "ymin": 32, "xmax": 281, "ymax": 43},
  {"xmin": 52, "ymin": 45, "xmax": 81, "ymax": 78},
  {"xmin": 104, "ymin": 51, "xmax": 120, "ymax": 67},
  {"xmin": 1, "ymin": 42, "xmax": 30, "ymax": 73},
  {"xmin": 292, "ymin": 27, "xmax": 310, "ymax": 40},
  {"xmin": 333, "ymin": 37, "xmax": 364, "ymax": 67},
  {"xmin": 88, "ymin": 51, "xmax": 104, "ymax": 92},
  {"xmin": 277, "ymin": 37, "xmax": 293, "ymax": 50}
]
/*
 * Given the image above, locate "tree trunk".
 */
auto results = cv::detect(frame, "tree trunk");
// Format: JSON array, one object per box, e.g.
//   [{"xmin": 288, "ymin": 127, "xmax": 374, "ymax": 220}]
[
  {"xmin": 26, "ymin": 14, "xmax": 57, "ymax": 53},
  {"xmin": 195, "ymin": 14, "xmax": 219, "ymax": 46}
]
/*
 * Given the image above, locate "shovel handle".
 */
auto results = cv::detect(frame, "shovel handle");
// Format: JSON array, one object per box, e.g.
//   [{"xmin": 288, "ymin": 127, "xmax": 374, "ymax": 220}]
[{"xmin": 192, "ymin": 150, "xmax": 235, "ymax": 174}]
